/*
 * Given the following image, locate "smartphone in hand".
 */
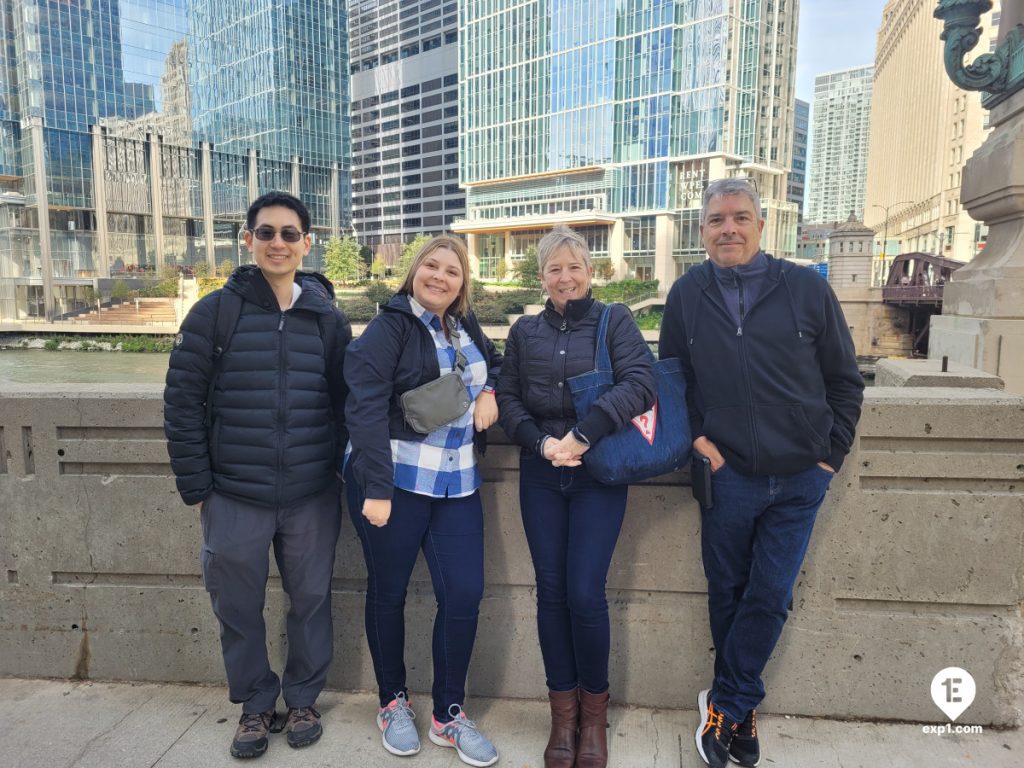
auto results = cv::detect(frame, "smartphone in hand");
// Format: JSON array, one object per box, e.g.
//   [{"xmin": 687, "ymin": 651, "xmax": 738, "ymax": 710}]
[{"xmin": 691, "ymin": 454, "xmax": 714, "ymax": 509}]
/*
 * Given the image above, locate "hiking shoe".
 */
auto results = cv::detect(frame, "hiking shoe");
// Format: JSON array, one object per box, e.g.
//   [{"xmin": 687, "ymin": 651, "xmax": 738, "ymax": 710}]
[
  {"xmin": 429, "ymin": 704, "xmax": 499, "ymax": 767},
  {"xmin": 377, "ymin": 692, "xmax": 420, "ymax": 756},
  {"xmin": 230, "ymin": 709, "xmax": 276, "ymax": 759},
  {"xmin": 695, "ymin": 689, "xmax": 738, "ymax": 768},
  {"xmin": 284, "ymin": 706, "xmax": 322, "ymax": 749},
  {"xmin": 729, "ymin": 708, "xmax": 760, "ymax": 766}
]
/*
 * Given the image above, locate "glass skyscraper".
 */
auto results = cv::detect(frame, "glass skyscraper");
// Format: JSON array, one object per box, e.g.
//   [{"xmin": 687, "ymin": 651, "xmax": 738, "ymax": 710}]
[
  {"xmin": 0, "ymin": 0, "xmax": 350, "ymax": 322},
  {"xmin": 348, "ymin": 0, "xmax": 464, "ymax": 263},
  {"xmin": 789, "ymin": 98, "xmax": 808, "ymax": 215},
  {"xmin": 456, "ymin": 0, "xmax": 799, "ymax": 284},
  {"xmin": 807, "ymin": 65, "xmax": 873, "ymax": 225}
]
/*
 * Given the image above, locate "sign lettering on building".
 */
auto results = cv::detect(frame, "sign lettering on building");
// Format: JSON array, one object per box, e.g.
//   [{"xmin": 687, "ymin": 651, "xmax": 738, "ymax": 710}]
[{"xmin": 677, "ymin": 161, "xmax": 709, "ymax": 208}]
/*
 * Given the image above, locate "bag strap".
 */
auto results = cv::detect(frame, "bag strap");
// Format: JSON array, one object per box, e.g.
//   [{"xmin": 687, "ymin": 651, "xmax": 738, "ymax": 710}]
[
  {"xmin": 446, "ymin": 315, "xmax": 468, "ymax": 372},
  {"xmin": 205, "ymin": 290, "xmax": 243, "ymax": 428},
  {"xmin": 594, "ymin": 303, "xmax": 614, "ymax": 373}
]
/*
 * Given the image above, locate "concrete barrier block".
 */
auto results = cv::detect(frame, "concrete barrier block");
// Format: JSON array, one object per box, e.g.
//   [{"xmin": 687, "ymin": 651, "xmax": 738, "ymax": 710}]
[{"xmin": 1, "ymin": 385, "xmax": 1022, "ymax": 726}]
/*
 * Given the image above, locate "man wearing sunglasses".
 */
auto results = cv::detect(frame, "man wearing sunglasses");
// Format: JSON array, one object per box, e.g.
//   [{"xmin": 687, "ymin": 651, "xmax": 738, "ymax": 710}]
[{"xmin": 164, "ymin": 191, "xmax": 352, "ymax": 759}]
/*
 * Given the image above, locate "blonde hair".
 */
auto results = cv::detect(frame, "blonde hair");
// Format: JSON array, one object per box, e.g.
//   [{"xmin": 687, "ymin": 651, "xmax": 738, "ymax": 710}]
[
  {"xmin": 537, "ymin": 225, "xmax": 591, "ymax": 274},
  {"xmin": 398, "ymin": 234, "xmax": 473, "ymax": 318}
]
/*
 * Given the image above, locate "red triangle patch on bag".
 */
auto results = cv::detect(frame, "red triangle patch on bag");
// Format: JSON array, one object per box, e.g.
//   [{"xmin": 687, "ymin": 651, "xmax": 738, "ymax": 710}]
[{"xmin": 630, "ymin": 401, "xmax": 658, "ymax": 445}]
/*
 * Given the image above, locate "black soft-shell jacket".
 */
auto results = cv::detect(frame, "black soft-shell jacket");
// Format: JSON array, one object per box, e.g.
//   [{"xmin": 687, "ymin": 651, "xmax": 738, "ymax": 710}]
[
  {"xmin": 344, "ymin": 292, "xmax": 503, "ymax": 501},
  {"xmin": 497, "ymin": 296, "xmax": 656, "ymax": 453},
  {"xmin": 659, "ymin": 254, "xmax": 864, "ymax": 476},
  {"xmin": 164, "ymin": 265, "xmax": 352, "ymax": 507}
]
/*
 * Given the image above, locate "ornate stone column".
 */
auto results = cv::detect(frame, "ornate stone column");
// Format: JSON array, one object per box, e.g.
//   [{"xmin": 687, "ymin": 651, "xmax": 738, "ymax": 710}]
[{"xmin": 929, "ymin": 1, "xmax": 1024, "ymax": 392}]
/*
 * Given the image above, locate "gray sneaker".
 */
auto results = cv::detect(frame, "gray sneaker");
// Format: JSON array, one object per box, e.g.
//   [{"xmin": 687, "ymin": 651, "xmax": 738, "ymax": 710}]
[
  {"xmin": 230, "ymin": 709, "xmax": 276, "ymax": 759},
  {"xmin": 429, "ymin": 704, "xmax": 499, "ymax": 767},
  {"xmin": 377, "ymin": 692, "xmax": 420, "ymax": 756}
]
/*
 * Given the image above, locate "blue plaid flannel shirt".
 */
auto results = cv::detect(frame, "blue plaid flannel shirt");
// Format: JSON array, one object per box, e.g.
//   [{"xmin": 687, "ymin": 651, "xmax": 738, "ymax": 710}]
[{"xmin": 389, "ymin": 297, "xmax": 488, "ymax": 498}]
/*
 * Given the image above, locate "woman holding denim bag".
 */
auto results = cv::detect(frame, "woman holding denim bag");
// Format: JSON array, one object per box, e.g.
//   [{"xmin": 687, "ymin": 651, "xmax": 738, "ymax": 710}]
[
  {"xmin": 344, "ymin": 235, "xmax": 503, "ymax": 767},
  {"xmin": 496, "ymin": 226, "xmax": 656, "ymax": 768}
]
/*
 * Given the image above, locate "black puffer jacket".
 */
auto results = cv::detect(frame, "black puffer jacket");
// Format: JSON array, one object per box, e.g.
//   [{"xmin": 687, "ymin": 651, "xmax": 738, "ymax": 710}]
[
  {"xmin": 164, "ymin": 265, "xmax": 352, "ymax": 507},
  {"xmin": 344, "ymin": 292, "xmax": 503, "ymax": 501},
  {"xmin": 497, "ymin": 296, "xmax": 656, "ymax": 453}
]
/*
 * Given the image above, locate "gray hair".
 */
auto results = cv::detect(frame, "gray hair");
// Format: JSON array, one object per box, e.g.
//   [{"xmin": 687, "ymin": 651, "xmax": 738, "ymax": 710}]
[
  {"xmin": 701, "ymin": 178, "xmax": 762, "ymax": 224},
  {"xmin": 536, "ymin": 225, "xmax": 591, "ymax": 273}
]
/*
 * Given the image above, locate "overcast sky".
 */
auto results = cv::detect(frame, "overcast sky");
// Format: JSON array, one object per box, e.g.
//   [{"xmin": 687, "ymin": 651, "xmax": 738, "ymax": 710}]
[{"xmin": 796, "ymin": 0, "xmax": 890, "ymax": 102}]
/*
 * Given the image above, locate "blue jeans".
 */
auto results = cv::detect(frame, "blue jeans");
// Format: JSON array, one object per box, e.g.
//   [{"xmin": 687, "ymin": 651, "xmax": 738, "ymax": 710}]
[
  {"xmin": 702, "ymin": 462, "xmax": 833, "ymax": 722},
  {"xmin": 519, "ymin": 451, "xmax": 628, "ymax": 694},
  {"xmin": 345, "ymin": 465, "xmax": 485, "ymax": 722}
]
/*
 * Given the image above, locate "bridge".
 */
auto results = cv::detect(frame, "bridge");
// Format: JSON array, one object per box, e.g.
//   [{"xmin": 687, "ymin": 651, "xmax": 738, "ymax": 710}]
[{"xmin": 882, "ymin": 252, "xmax": 964, "ymax": 355}]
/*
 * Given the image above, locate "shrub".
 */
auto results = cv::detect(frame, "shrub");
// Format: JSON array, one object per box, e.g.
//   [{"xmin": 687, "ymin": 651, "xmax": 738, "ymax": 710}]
[
  {"xmin": 364, "ymin": 282, "xmax": 394, "ymax": 306},
  {"xmin": 337, "ymin": 297, "xmax": 378, "ymax": 322},
  {"xmin": 198, "ymin": 277, "xmax": 226, "ymax": 298}
]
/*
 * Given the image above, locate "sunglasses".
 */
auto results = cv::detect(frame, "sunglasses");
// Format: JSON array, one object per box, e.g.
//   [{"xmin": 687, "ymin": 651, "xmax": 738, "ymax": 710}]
[{"xmin": 250, "ymin": 226, "xmax": 306, "ymax": 243}]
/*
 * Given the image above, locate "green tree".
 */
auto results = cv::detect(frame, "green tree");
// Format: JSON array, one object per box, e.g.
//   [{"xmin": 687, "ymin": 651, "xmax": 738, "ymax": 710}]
[
  {"xmin": 111, "ymin": 280, "xmax": 130, "ymax": 300},
  {"xmin": 513, "ymin": 246, "xmax": 541, "ymax": 289},
  {"xmin": 217, "ymin": 258, "xmax": 234, "ymax": 278},
  {"xmin": 495, "ymin": 257, "xmax": 508, "ymax": 283},
  {"xmin": 370, "ymin": 255, "xmax": 389, "ymax": 281},
  {"xmin": 359, "ymin": 245, "xmax": 374, "ymax": 270},
  {"xmin": 397, "ymin": 233, "xmax": 432, "ymax": 279},
  {"xmin": 322, "ymin": 236, "xmax": 365, "ymax": 284}
]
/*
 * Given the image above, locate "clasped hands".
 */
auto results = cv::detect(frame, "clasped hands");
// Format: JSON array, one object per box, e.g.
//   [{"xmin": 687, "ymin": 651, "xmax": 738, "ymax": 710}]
[{"xmin": 542, "ymin": 432, "xmax": 589, "ymax": 467}]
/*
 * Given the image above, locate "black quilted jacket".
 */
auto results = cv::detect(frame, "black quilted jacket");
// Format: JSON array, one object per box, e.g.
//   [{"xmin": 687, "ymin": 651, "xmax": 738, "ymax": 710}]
[
  {"xmin": 496, "ymin": 296, "xmax": 656, "ymax": 453},
  {"xmin": 163, "ymin": 265, "xmax": 352, "ymax": 507}
]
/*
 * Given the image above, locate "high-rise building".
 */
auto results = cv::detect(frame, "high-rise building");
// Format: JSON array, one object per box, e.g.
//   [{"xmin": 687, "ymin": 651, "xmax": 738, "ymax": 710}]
[
  {"xmin": 455, "ymin": 0, "xmax": 800, "ymax": 285},
  {"xmin": 347, "ymin": 0, "xmax": 464, "ymax": 263},
  {"xmin": 864, "ymin": 0, "xmax": 999, "ymax": 269},
  {"xmin": 789, "ymin": 99, "xmax": 809, "ymax": 214},
  {"xmin": 806, "ymin": 65, "xmax": 874, "ymax": 224},
  {"xmin": 0, "ymin": 0, "xmax": 351, "ymax": 322}
]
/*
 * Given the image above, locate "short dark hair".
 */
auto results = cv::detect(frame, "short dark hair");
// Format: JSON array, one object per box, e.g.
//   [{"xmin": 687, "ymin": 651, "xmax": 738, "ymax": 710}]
[{"xmin": 246, "ymin": 191, "xmax": 311, "ymax": 233}]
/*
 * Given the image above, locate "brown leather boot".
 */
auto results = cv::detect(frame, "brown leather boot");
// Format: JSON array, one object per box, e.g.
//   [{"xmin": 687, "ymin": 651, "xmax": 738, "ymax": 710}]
[
  {"xmin": 543, "ymin": 687, "xmax": 578, "ymax": 768},
  {"xmin": 576, "ymin": 689, "xmax": 610, "ymax": 768}
]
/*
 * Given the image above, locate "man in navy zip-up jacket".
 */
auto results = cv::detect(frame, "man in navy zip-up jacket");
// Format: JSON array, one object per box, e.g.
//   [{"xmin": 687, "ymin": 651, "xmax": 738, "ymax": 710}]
[{"xmin": 660, "ymin": 179, "xmax": 863, "ymax": 768}]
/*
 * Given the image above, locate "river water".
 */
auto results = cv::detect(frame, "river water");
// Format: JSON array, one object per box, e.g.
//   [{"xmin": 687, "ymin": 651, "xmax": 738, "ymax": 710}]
[{"xmin": 0, "ymin": 350, "xmax": 170, "ymax": 384}]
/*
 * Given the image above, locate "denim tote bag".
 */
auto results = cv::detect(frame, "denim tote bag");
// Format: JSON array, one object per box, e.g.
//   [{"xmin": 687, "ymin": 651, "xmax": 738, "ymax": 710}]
[{"xmin": 567, "ymin": 304, "xmax": 691, "ymax": 484}]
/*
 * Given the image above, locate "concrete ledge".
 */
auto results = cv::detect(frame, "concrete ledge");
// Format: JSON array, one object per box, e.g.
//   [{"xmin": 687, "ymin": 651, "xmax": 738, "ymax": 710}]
[
  {"xmin": 876, "ymin": 357, "xmax": 1006, "ymax": 388},
  {"xmin": 1, "ymin": 386, "xmax": 1022, "ymax": 726}
]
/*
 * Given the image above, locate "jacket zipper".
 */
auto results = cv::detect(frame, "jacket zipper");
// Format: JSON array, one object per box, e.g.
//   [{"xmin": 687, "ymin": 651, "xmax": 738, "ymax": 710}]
[
  {"xmin": 276, "ymin": 311, "xmax": 286, "ymax": 507},
  {"xmin": 730, "ymin": 276, "xmax": 759, "ymax": 473},
  {"xmin": 736, "ymin": 274, "xmax": 745, "ymax": 337}
]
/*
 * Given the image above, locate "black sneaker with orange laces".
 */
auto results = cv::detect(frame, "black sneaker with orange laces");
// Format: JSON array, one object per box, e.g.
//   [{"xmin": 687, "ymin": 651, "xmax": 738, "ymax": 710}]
[
  {"xmin": 729, "ymin": 708, "xmax": 760, "ymax": 766},
  {"xmin": 695, "ymin": 689, "xmax": 738, "ymax": 768}
]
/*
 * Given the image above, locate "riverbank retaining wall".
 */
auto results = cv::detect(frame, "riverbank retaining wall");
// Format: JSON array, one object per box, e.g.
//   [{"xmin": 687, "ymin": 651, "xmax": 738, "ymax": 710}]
[{"xmin": 1, "ymin": 385, "xmax": 1022, "ymax": 726}]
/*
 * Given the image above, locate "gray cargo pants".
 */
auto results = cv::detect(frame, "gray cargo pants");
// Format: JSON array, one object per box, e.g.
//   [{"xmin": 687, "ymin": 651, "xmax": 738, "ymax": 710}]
[{"xmin": 199, "ymin": 481, "xmax": 341, "ymax": 713}]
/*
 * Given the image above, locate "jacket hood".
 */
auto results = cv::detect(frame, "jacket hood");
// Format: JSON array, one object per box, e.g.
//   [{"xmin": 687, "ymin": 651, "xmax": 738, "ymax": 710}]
[{"xmin": 225, "ymin": 264, "xmax": 336, "ymax": 312}]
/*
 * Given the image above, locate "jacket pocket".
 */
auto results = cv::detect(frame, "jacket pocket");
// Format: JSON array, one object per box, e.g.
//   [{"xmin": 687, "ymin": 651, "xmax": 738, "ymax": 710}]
[
  {"xmin": 209, "ymin": 418, "xmax": 223, "ymax": 473},
  {"xmin": 752, "ymin": 404, "xmax": 825, "ymax": 467},
  {"xmin": 702, "ymin": 405, "xmax": 753, "ymax": 468}
]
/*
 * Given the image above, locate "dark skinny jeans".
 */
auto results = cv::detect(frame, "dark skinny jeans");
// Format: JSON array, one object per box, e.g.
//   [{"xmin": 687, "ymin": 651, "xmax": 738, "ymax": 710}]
[
  {"xmin": 345, "ymin": 464, "xmax": 485, "ymax": 722},
  {"xmin": 519, "ymin": 451, "xmax": 627, "ymax": 694}
]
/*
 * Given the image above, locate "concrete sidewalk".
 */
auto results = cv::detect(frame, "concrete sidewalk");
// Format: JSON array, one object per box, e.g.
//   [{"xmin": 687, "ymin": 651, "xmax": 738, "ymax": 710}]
[{"xmin": 1, "ymin": 678, "xmax": 1020, "ymax": 768}]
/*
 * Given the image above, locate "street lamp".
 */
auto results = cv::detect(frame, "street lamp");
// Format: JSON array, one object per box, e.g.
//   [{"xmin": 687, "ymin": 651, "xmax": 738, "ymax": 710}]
[{"xmin": 872, "ymin": 200, "xmax": 913, "ymax": 286}]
